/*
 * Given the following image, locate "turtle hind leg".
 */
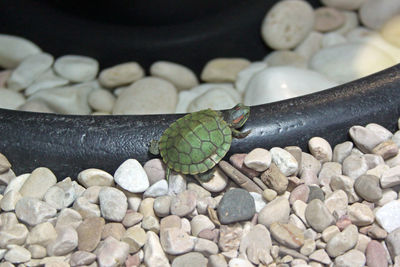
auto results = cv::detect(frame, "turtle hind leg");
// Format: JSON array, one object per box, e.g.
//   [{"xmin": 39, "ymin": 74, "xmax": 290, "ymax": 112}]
[
  {"xmin": 232, "ymin": 129, "xmax": 251, "ymax": 139},
  {"xmin": 195, "ymin": 168, "xmax": 215, "ymax": 182},
  {"xmin": 149, "ymin": 139, "xmax": 160, "ymax": 155}
]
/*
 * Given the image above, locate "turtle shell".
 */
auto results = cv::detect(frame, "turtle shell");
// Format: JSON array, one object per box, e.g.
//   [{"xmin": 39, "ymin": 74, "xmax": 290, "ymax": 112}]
[{"xmin": 159, "ymin": 109, "xmax": 232, "ymax": 175}]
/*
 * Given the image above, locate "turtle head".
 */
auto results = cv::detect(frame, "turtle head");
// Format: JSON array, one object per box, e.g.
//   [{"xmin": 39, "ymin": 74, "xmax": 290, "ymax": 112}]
[{"xmin": 226, "ymin": 103, "xmax": 250, "ymax": 129}]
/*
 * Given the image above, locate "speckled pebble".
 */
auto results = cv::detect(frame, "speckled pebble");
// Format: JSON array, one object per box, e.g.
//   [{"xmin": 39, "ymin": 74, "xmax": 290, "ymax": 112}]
[
  {"xmin": 308, "ymin": 137, "xmax": 333, "ymax": 163},
  {"xmin": 217, "ymin": 188, "xmax": 255, "ymax": 224},
  {"xmin": 270, "ymin": 147, "xmax": 299, "ymax": 176}
]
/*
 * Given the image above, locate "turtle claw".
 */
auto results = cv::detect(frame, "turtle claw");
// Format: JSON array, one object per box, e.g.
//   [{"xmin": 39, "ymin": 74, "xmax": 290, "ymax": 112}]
[
  {"xmin": 149, "ymin": 139, "xmax": 160, "ymax": 155},
  {"xmin": 232, "ymin": 129, "xmax": 251, "ymax": 139},
  {"xmin": 194, "ymin": 168, "xmax": 215, "ymax": 182}
]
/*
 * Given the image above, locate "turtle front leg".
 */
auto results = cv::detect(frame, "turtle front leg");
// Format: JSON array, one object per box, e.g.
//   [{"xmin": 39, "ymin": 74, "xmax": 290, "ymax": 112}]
[
  {"xmin": 232, "ymin": 129, "xmax": 251, "ymax": 139},
  {"xmin": 149, "ymin": 140, "xmax": 160, "ymax": 155},
  {"xmin": 194, "ymin": 168, "xmax": 215, "ymax": 182}
]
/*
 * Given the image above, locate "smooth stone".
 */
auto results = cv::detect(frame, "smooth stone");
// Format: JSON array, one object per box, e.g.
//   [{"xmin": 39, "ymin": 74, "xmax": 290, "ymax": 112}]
[
  {"xmin": 27, "ymin": 244, "xmax": 47, "ymax": 259},
  {"xmin": 367, "ymin": 164, "xmax": 390, "ymax": 179},
  {"xmin": 0, "ymin": 153, "xmax": 11, "ymax": 174},
  {"xmin": 77, "ymin": 217, "xmax": 105, "ymax": 252},
  {"xmin": 101, "ymin": 222, "xmax": 126, "ymax": 241},
  {"xmin": 366, "ymin": 123, "xmax": 393, "ymax": 140},
  {"xmin": 381, "ymin": 165, "xmax": 400, "ymax": 188},
  {"xmin": 196, "ymin": 196, "xmax": 217, "ymax": 215},
  {"xmin": 217, "ymin": 188, "xmax": 255, "ymax": 224},
  {"xmin": 0, "ymin": 34, "xmax": 41, "ymax": 69},
  {"xmin": 199, "ymin": 167, "xmax": 228, "ymax": 193},
  {"xmin": 7, "ymin": 53, "xmax": 53, "ymax": 91},
  {"xmin": 386, "ymin": 227, "xmax": 400, "ymax": 259},
  {"xmin": 4, "ymin": 245, "xmax": 31, "ymax": 264},
  {"xmin": 244, "ymin": 148, "xmax": 271, "ymax": 172},
  {"xmin": 322, "ymin": 225, "xmax": 340, "ymax": 243},
  {"xmin": 228, "ymin": 258, "xmax": 254, "ymax": 267},
  {"xmin": 0, "ymin": 70, "xmax": 11, "ymax": 88},
  {"xmin": 354, "ymin": 174, "xmax": 382, "ymax": 202},
  {"xmin": 19, "ymin": 167, "xmax": 57, "ymax": 200},
  {"xmin": 28, "ymin": 83, "xmax": 94, "ymax": 115},
  {"xmin": 25, "ymin": 69, "xmax": 69, "ymax": 96},
  {"xmin": 87, "ymin": 89, "xmax": 116, "ymax": 113},
  {"xmin": 15, "ymin": 197, "xmax": 57, "ymax": 226},
  {"xmin": 122, "ymin": 210, "xmax": 143, "ymax": 228},
  {"xmin": 333, "ymin": 141, "xmax": 353, "ymax": 164},
  {"xmin": 366, "ymin": 240, "xmax": 388, "ymax": 267},
  {"xmin": 144, "ymin": 231, "xmax": 170, "ymax": 267},
  {"xmin": 342, "ymin": 154, "xmax": 368, "ymax": 179},
  {"xmin": 261, "ymin": 0, "xmax": 314, "ymax": 50},
  {"xmin": 99, "ymin": 62, "xmax": 144, "ymax": 88},
  {"xmin": 99, "ymin": 187, "xmax": 128, "ymax": 222},
  {"xmin": 377, "ymin": 188, "xmax": 398, "ymax": 206},
  {"xmin": 143, "ymin": 179, "xmax": 168, "ymax": 198},
  {"xmin": 95, "ymin": 236, "xmax": 130, "ymax": 267},
  {"xmin": 0, "ymin": 88, "xmax": 25, "ymax": 110},
  {"xmin": 310, "ymin": 43, "xmax": 396, "ymax": 84},
  {"xmin": 218, "ymin": 223, "xmax": 243, "ymax": 254},
  {"xmin": 142, "ymin": 215, "xmax": 160, "ymax": 233},
  {"xmin": 322, "ymin": 32, "xmax": 347, "ymax": 48},
  {"xmin": 326, "ymin": 224, "xmax": 358, "ymax": 257},
  {"xmin": 348, "ymin": 203, "xmax": 374, "ymax": 226},
  {"xmin": 69, "ymin": 251, "xmax": 97, "ymax": 266},
  {"xmin": 54, "ymin": 55, "xmax": 98, "ymax": 82},
  {"xmin": 309, "ymin": 249, "xmax": 331, "ymax": 265},
  {"xmin": 239, "ymin": 224, "xmax": 272, "ymax": 265},
  {"xmin": 330, "ymin": 175, "xmax": 360, "ymax": 203},
  {"xmin": 381, "ymin": 15, "xmax": 400, "ymax": 48},
  {"xmin": 334, "ymin": 249, "xmax": 366, "ymax": 267},
  {"xmin": 294, "ymin": 31, "xmax": 323, "ymax": 60},
  {"xmin": 264, "ymin": 50, "xmax": 307, "ymax": 68},
  {"xmin": 193, "ymin": 237, "xmax": 218, "ymax": 256},
  {"xmin": 0, "ymin": 190, "xmax": 21, "ymax": 211},
  {"xmin": 190, "ymin": 215, "xmax": 215, "ymax": 237},
  {"xmin": 47, "ymin": 226, "xmax": 78, "ymax": 256},
  {"xmin": 375, "ymin": 200, "xmax": 400, "ymax": 233},
  {"xmin": 308, "ymin": 137, "xmax": 332, "ymax": 163},
  {"xmin": 176, "ymin": 83, "xmax": 234, "ymax": 113},
  {"xmin": 307, "ymin": 185, "xmax": 325, "ymax": 202},
  {"xmin": 300, "ymin": 152, "xmax": 322, "ymax": 177},
  {"xmin": 260, "ymin": 163, "xmax": 288, "ymax": 194},
  {"xmin": 208, "ymin": 254, "xmax": 228, "ymax": 267},
  {"xmin": 0, "ymin": 168, "xmax": 15, "ymax": 186},
  {"xmin": 113, "ymin": 77, "xmax": 177, "ymax": 114},
  {"xmin": 26, "ymin": 222, "xmax": 57, "ymax": 246},
  {"xmin": 372, "ymin": 140, "xmax": 399, "ymax": 160},
  {"xmin": 114, "ymin": 159, "xmax": 149, "ymax": 193},
  {"xmin": 270, "ymin": 222, "xmax": 304, "ymax": 249},
  {"xmin": 168, "ymin": 172, "xmax": 187, "ymax": 196},
  {"xmin": 150, "ymin": 61, "xmax": 198, "ymax": 91},
  {"xmin": 0, "ymin": 222, "xmax": 28, "ymax": 248},
  {"xmin": 244, "ymin": 66, "xmax": 337, "ymax": 106},
  {"xmin": 153, "ymin": 195, "xmax": 172, "ymax": 217},
  {"xmin": 364, "ymin": 154, "xmax": 385, "ymax": 170},
  {"xmin": 187, "ymin": 86, "xmax": 241, "ymax": 112},
  {"xmin": 270, "ymin": 147, "xmax": 298, "ymax": 176},
  {"xmin": 229, "ymin": 153, "xmax": 260, "ymax": 179},
  {"xmin": 359, "ymin": 0, "xmax": 400, "ymax": 30},
  {"xmin": 248, "ymin": 192, "xmax": 267, "ymax": 213},
  {"xmin": 172, "ymin": 252, "xmax": 207, "ymax": 267},
  {"xmin": 258, "ymin": 196, "xmax": 290, "ymax": 227},
  {"xmin": 170, "ymin": 190, "xmax": 197, "ymax": 217},
  {"xmin": 122, "ymin": 225, "xmax": 147, "ymax": 253},
  {"xmin": 55, "ymin": 208, "xmax": 82, "ymax": 229},
  {"xmin": 143, "ymin": 159, "xmax": 167, "ymax": 185},
  {"xmin": 43, "ymin": 186, "xmax": 67, "ymax": 210},
  {"xmin": 318, "ymin": 162, "xmax": 342, "ymax": 187},
  {"xmin": 235, "ymin": 62, "xmax": 267, "ymax": 94},
  {"xmin": 160, "ymin": 227, "xmax": 195, "ymax": 255},
  {"xmin": 127, "ymin": 196, "xmax": 142, "ymax": 212},
  {"xmin": 305, "ymin": 199, "xmax": 335, "ymax": 232},
  {"xmin": 200, "ymin": 58, "xmax": 250, "ymax": 83},
  {"xmin": 139, "ymin": 197, "xmax": 156, "ymax": 218},
  {"xmin": 314, "ymin": 7, "xmax": 345, "ymax": 32},
  {"xmin": 321, "ymin": 0, "xmax": 365, "ymax": 10},
  {"xmin": 72, "ymin": 196, "xmax": 101, "ymax": 219},
  {"xmin": 324, "ymin": 189, "xmax": 348, "ymax": 217},
  {"xmin": 17, "ymin": 100, "xmax": 54, "ymax": 113},
  {"xmin": 289, "ymin": 184, "xmax": 310, "ymax": 204},
  {"xmin": 77, "ymin": 168, "xmax": 114, "ymax": 188}
]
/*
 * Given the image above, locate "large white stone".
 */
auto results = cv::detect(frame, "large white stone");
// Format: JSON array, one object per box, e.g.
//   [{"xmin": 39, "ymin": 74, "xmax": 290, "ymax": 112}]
[
  {"xmin": 7, "ymin": 53, "xmax": 53, "ymax": 91},
  {"xmin": 187, "ymin": 86, "xmax": 241, "ymax": 112},
  {"xmin": 0, "ymin": 88, "xmax": 25, "ymax": 110},
  {"xmin": 114, "ymin": 159, "xmax": 149, "ymax": 193},
  {"xmin": 0, "ymin": 34, "xmax": 41, "ymax": 69},
  {"xmin": 375, "ymin": 200, "xmax": 400, "ymax": 233},
  {"xmin": 244, "ymin": 66, "xmax": 337, "ymax": 106},
  {"xmin": 25, "ymin": 69, "xmax": 69, "ymax": 96},
  {"xmin": 235, "ymin": 62, "xmax": 267, "ymax": 94},
  {"xmin": 54, "ymin": 55, "xmax": 99, "ymax": 82},
  {"xmin": 99, "ymin": 62, "xmax": 144, "ymax": 88},
  {"xmin": 310, "ymin": 43, "xmax": 396, "ymax": 84}
]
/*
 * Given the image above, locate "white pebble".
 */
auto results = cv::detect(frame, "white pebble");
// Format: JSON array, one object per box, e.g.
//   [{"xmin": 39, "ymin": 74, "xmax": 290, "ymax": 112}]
[
  {"xmin": 321, "ymin": 0, "xmax": 366, "ymax": 10},
  {"xmin": 99, "ymin": 62, "xmax": 144, "ymax": 88},
  {"xmin": 199, "ymin": 167, "xmax": 228, "ymax": 193},
  {"xmin": 88, "ymin": 89, "xmax": 116, "ymax": 113},
  {"xmin": 25, "ymin": 69, "xmax": 69, "ymax": 96},
  {"xmin": 321, "ymin": 32, "xmax": 347, "ymax": 48},
  {"xmin": 143, "ymin": 179, "xmax": 169, "ymax": 198},
  {"xmin": 308, "ymin": 137, "xmax": 333, "ymax": 163},
  {"xmin": 0, "ymin": 34, "xmax": 41, "ymax": 69},
  {"xmin": 264, "ymin": 50, "xmax": 307, "ymax": 68},
  {"xmin": 375, "ymin": 200, "xmax": 400, "ymax": 232},
  {"xmin": 150, "ymin": 61, "xmax": 198, "ymax": 91},
  {"xmin": 333, "ymin": 11, "xmax": 359, "ymax": 35},
  {"xmin": 4, "ymin": 245, "xmax": 31, "ymax": 264},
  {"xmin": 201, "ymin": 58, "xmax": 250, "ymax": 83},
  {"xmin": 294, "ymin": 31, "xmax": 323, "ymax": 60},
  {"xmin": 244, "ymin": 148, "xmax": 271, "ymax": 172},
  {"xmin": 359, "ymin": 0, "xmax": 400, "ymax": 30},
  {"xmin": 114, "ymin": 159, "xmax": 150, "ymax": 193},
  {"xmin": 0, "ymin": 88, "xmax": 25, "ymax": 110},
  {"xmin": 270, "ymin": 147, "xmax": 298, "ymax": 176},
  {"xmin": 99, "ymin": 187, "xmax": 128, "ymax": 222},
  {"xmin": 187, "ymin": 86, "xmax": 241, "ymax": 112},
  {"xmin": 235, "ymin": 62, "xmax": 267, "ymax": 94},
  {"xmin": 54, "ymin": 55, "xmax": 99, "ymax": 82}
]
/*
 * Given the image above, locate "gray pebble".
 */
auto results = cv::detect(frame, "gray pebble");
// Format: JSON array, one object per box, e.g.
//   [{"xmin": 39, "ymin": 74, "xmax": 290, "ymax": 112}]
[
  {"xmin": 333, "ymin": 141, "xmax": 353, "ymax": 163},
  {"xmin": 217, "ymin": 188, "xmax": 255, "ymax": 224},
  {"xmin": 307, "ymin": 185, "xmax": 325, "ymax": 202},
  {"xmin": 153, "ymin": 195, "xmax": 172, "ymax": 217},
  {"xmin": 172, "ymin": 252, "xmax": 207, "ymax": 267},
  {"xmin": 354, "ymin": 174, "xmax": 382, "ymax": 202},
  {"xmin": 305, "ymin": 199, "xmax": 335, "ymax": 232}
]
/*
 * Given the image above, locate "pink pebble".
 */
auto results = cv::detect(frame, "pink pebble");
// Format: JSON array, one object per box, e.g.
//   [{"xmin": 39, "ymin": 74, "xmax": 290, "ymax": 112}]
[
  {"xmin": 229, "ymin": 153, "xmax": 260, "ymax": 178},
  {"xmin": 336, "ymin": 215, "xmax": 352, "ymax": 231},
  {"xmin": 289, "ymin": 184, "xmax": 310, "ymax": 204},
  {"xmin": 366, "ymin": 240, "xmax": 388, "ymax": 267}
]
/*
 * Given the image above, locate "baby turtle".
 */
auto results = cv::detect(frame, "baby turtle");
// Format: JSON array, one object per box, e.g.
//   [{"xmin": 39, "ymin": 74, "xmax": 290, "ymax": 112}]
[{"xmin": 149, "ymin": 103, "xmax": 250, "ymax": 182}]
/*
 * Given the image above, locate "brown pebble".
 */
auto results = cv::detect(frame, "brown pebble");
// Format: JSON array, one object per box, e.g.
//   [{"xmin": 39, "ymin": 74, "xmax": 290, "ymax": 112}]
[
  {"xmin": 366, "ymin": 240, "xmax": 388, "ymax": 267},
  {"xmin": 367, "ymin": 225, "xmax": 388, "ymax": 239},
  {"xmin": 229, "ymin": 153, "xmax": 260, "ymax": 178},
  {"xmin": 289, "ymin": 184, "xmax": 310, "ymax": 205},
  {"xmin": 198, "ymin": 229, "xmax": 216, "ymax": 241},
  {"xmin": 314, "ymin": 7, "xmax": 345, "ymax": 32},
  {"xmin": 77, "ymin": 217, "xmax": 105, "ymax": 252},
  {"xmin": 372, "ymin": 140, "xmax": 399, "ymax": 160},
  {"xmin": 101, "ymin": 223, "xmax": 126, "ymax": 241},
  {"xmin": 261, "ymin": 163, "xmax": 288, "ymax": 194}
]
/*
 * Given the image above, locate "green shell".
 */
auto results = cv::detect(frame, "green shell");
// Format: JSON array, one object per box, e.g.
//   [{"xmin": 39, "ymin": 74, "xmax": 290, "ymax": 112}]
[{"xmin": 159, "ymin": 109, "xmax": 232, "ymax": 175}]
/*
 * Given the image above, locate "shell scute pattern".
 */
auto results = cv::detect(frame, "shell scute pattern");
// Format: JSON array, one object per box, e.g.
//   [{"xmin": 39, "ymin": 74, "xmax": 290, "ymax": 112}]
[{"xmin": 159, "ymin": 109, "xmax": 232, "ymax": 175}]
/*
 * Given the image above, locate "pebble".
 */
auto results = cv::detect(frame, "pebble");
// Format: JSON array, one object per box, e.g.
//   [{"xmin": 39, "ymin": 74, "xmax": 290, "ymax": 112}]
[
  {"xmin": 228, "ymin": 258, "xmax": 254, "ymax": 267},
  {"xmin": 307, "ymin": 185, "xmax": 325, "ymax": 202},
  {"xmin": 309, "ymin": 249, "xmax": 331, "ymax": 265},
  {"xmin": 77, "ymin": 217, "xmax": 105, "ymax": 252},
  {"xmin": 342, "ymin": 154, "xmax": 368, "ymax": 179},
  {"xmin": 54, "ymin": 55, "xmax": 99, "ymax": 82},
  {"xmin": 326, "ymin": 224, "xmax": 358, "ymax": 257},
  {"xmin": 208, "ymin": 254, "xmax": 228, "ymax": 267},
  {"xmin": 99, "ymin": 187, "xmax": 128, "ymax": 222},
  {"xmin": 244, "ymin": 66, "xmax": 337, "ymax": 106},
  {"xmin": 143, "ymin": 179, "xmax": 168, "ymax": 198},
  {"xmin": 321, "ymin": 0, "xmax": 365, "ymax": 10},
  {"xmin": 24, "ymin": 69, "xmax": 69, "ymax": 96},
  {"xmin": 377, "ymin": 188, "xmax": 398, "ymax": 206},
  {"xmin": 318, "ymin": 162, "xmax": 342, "ymax": 186},
  {"xmin": 310, "ymin": 43, "xmax": 396, "ymax": 84},
  {"xmin": 294, "ymin": 31, "xmax": 323, "ymax": 60},
  {"xmin": 289, "ymin": 184, "xmax": 310, "ymax": 204},
  {"xmin": 19, "ymin": 167, "xmax": 57, "ymax": 200},
  {"xmin": 217, "ymin": 188, "xmax": 255, "ymax": 224},
  {"xmin": 244, "ymin": 148, "xmax": 271, "ymax": 172},
  {"xmin": 305, "ymin": 199, "xmax": 335, "ymax": 232},
  {"xmin": 324, "ymin": 189, "xmax": 348, "ymax": 217},
  {"xmin": 239, "ymin": 224, "xmax": 272, "ymax": 265},
  {"xmin": 87, "ymin": 89, "xmax": 116, "ymax": 113},
  {"xmin": 321, "ymin": 32, "xmax": 347, "ymax": 48},
  {"xmin": 372, "ymin": 140, "xmax": 398, "ymax": 160},
  {"xmin": 168, "ymin": 172, "xmax": 187, "ymax": 196},
  {"xmin": 308, "ymin": 137, "xmax": 332, "ymax": 163},
  {"xmin": 322, "ymin": 225, "xmax": 340, "ymax": 243},
  {"xmin": 190, "ymin": 215, "xmax": 215, "ymax": 237},
  {"xmin": 359, "ymin": 0, "xmax": 400, "ymax": 30},
  {"xmin": 28, "ymin": 244, "xmax": 47, "ymax": 259},
  {"xmin": 386, "ymin": 227, "xmax": 400, "ymax": 259},
  {"xmin": 171, "ymin": 190, "xmax": 197, "ymax": 217},
  {"xmin": 122, "ymin": 225, "xmax": 147, "ymax": 253},
  {"xmin": 348, "ymin": 202, "xmax": 374, "ymax": 226},
  {"xmin": 47, "ymin": 226, "xmax": 78, "ymax": 256},
  {"xmin": 26, "ymin": 221, "xmax": 57, "ymax": 246},
  {"xmin": 114, "ymin": 159, "xmax": 150, "ymax": 193},
  {"xmin": 122, "ymin": 210, "xmax": 143, "ymax": 228},
  {"xmin": 333, "ymin": 141, "xmax": 353, "ymax": 163},
  {"xmin": 334, "ymin": 249, "xmax": 366, "ymax": 267},
  {"xmin": 381, "ymin": 15, "xmax": 400, "ymax": 48},
  {"xmin": 193, "ymin": 237, "xmax": 218, "ymax": 256},
  {"xmin": 258, "ymin": 196, "xmax": 290, "ymax": 227},
  {"xmin": 261, "ymin": 0, "xmax": 314, "ymax": 50},
  {"xmin": 55, "ymin": 208, "xmax": 82, "ymax": 229},
  {"xmin": 366, "ymin": 240, "xmax": 389, "ymax": 267},
  {"xmin": 229, "ymin": 153, "xmax": 260, "ymax": 178},
  {"xmin": 172, "ymin": 252, "xmax": 207, "ymax": 267},
  {"xmin": 200, "ymin": 58, "xmax": 250, "ymax": 83},
  {"xmin": 330, "ymin": 175, "xmax": 360, "ymax": 203},
  {"xmin": 150, "ymin": 61, "xmax": 198, "ymax": 91},
  {"xmin": 113, "ymin": 77, "xmax": 177, "ymax": 114},
  {"xmin": 153, "ymin": 195, "xmax": 172, "ymax": 217},
  {"xmin": 260, "ymin": 163, "xmax": 288, "ymax": 194},
  {"xmin": 375, "ymin": 200, "xmax": 400, "ymax": 233},
  {"xmin": 0, "ymin": 88, "xmax": 25, "ymax": 110},
  {"xmin": 143, "ymin": 159, "xmax": 166, "ymax": 185},
  {"xmin": 15, "ymin": 197, "xmax": 57, "ymax": 226},
  {"xmin": 7, "ymin": 53, "xmax": 53, "ymax": 91},
  {"xmin": 235, "ymin": 62, "xmax": 267, "ymax": 94},
  {"xmin": 263, "ymin": 188, "xmax": 277, "ymax": 202},
  {"xmin": 187, "ymin": 86, "xmax": 240, "ymax": 112},
  {"xmin": 144, "ymin": 231, "xmax": 170, "ymax": 267},
  {"xmin": 72, "ymin": 196, "xmax": 100, "ymax": 219},
  {"xmin": 0, "ymin": 34, "xmax": 41, "ymax": 69},
  {"xmin": 0, "ymin": 190, "xmax": 21, "ymax": 211},
  {"xmin": 354, "ymin": 174, "xmax": 382, "ymax": 202},
  {"xmin": 160, "ymin": 227, "xmax": 195, "ymax": 255},
  {"xmin": 139, "ymin": 197, "xmax": 156, "ymax": 218},
  {"xmin": 98, "ymin": 62, "xmax": 144, "ymax": 88},
  {"xmin": 95, "ymin": 236, "xmax": 130, "ymax": 267},
  {"xmin": 270, "ymin": 147, "xmax": 298, "ymax": 176},
  {"xmin": 187, "ymin": 182, "xmax": 211, "ymax": 199},
  {"xmin": 314, "ymin": 7, "xmax": 345, "ymax": 32},
  {"xmin": 381, "ymin": 166, "xmax": 400, "ymax": 188},
  {"xmin": 101, "ymin": 222, "xmax": 126, "ymax": 241},
  {"xmin": 77, "ymin": 168, "xmax": 114, "ymax": 188},
  {"xmin": 264, "ymin": 50, "xmax": 307, "ymax": 68},
  {"xmin": 142, "ymin": 215, "xmax": 160, "ymax": 233},
  {"xmin": 69, "ymin": 251, "xmax": 97, "ymax": 266},
  {"xmin": 199, "ymin": 167, "xmax": 228, "ymax": 193},
  {"xmin": 270, "ymin": 222, "xmax": 304, "ymax": 249},
  {"xmin": 4, "ymin": 245, "xmax": 31, "ymax": 264}
]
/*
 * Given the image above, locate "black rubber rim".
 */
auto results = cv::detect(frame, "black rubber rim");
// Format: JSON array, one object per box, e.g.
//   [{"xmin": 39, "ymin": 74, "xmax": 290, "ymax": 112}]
[{"xmin": 1, "ymin": 64, "xmax": 400, "ymax": 178}]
